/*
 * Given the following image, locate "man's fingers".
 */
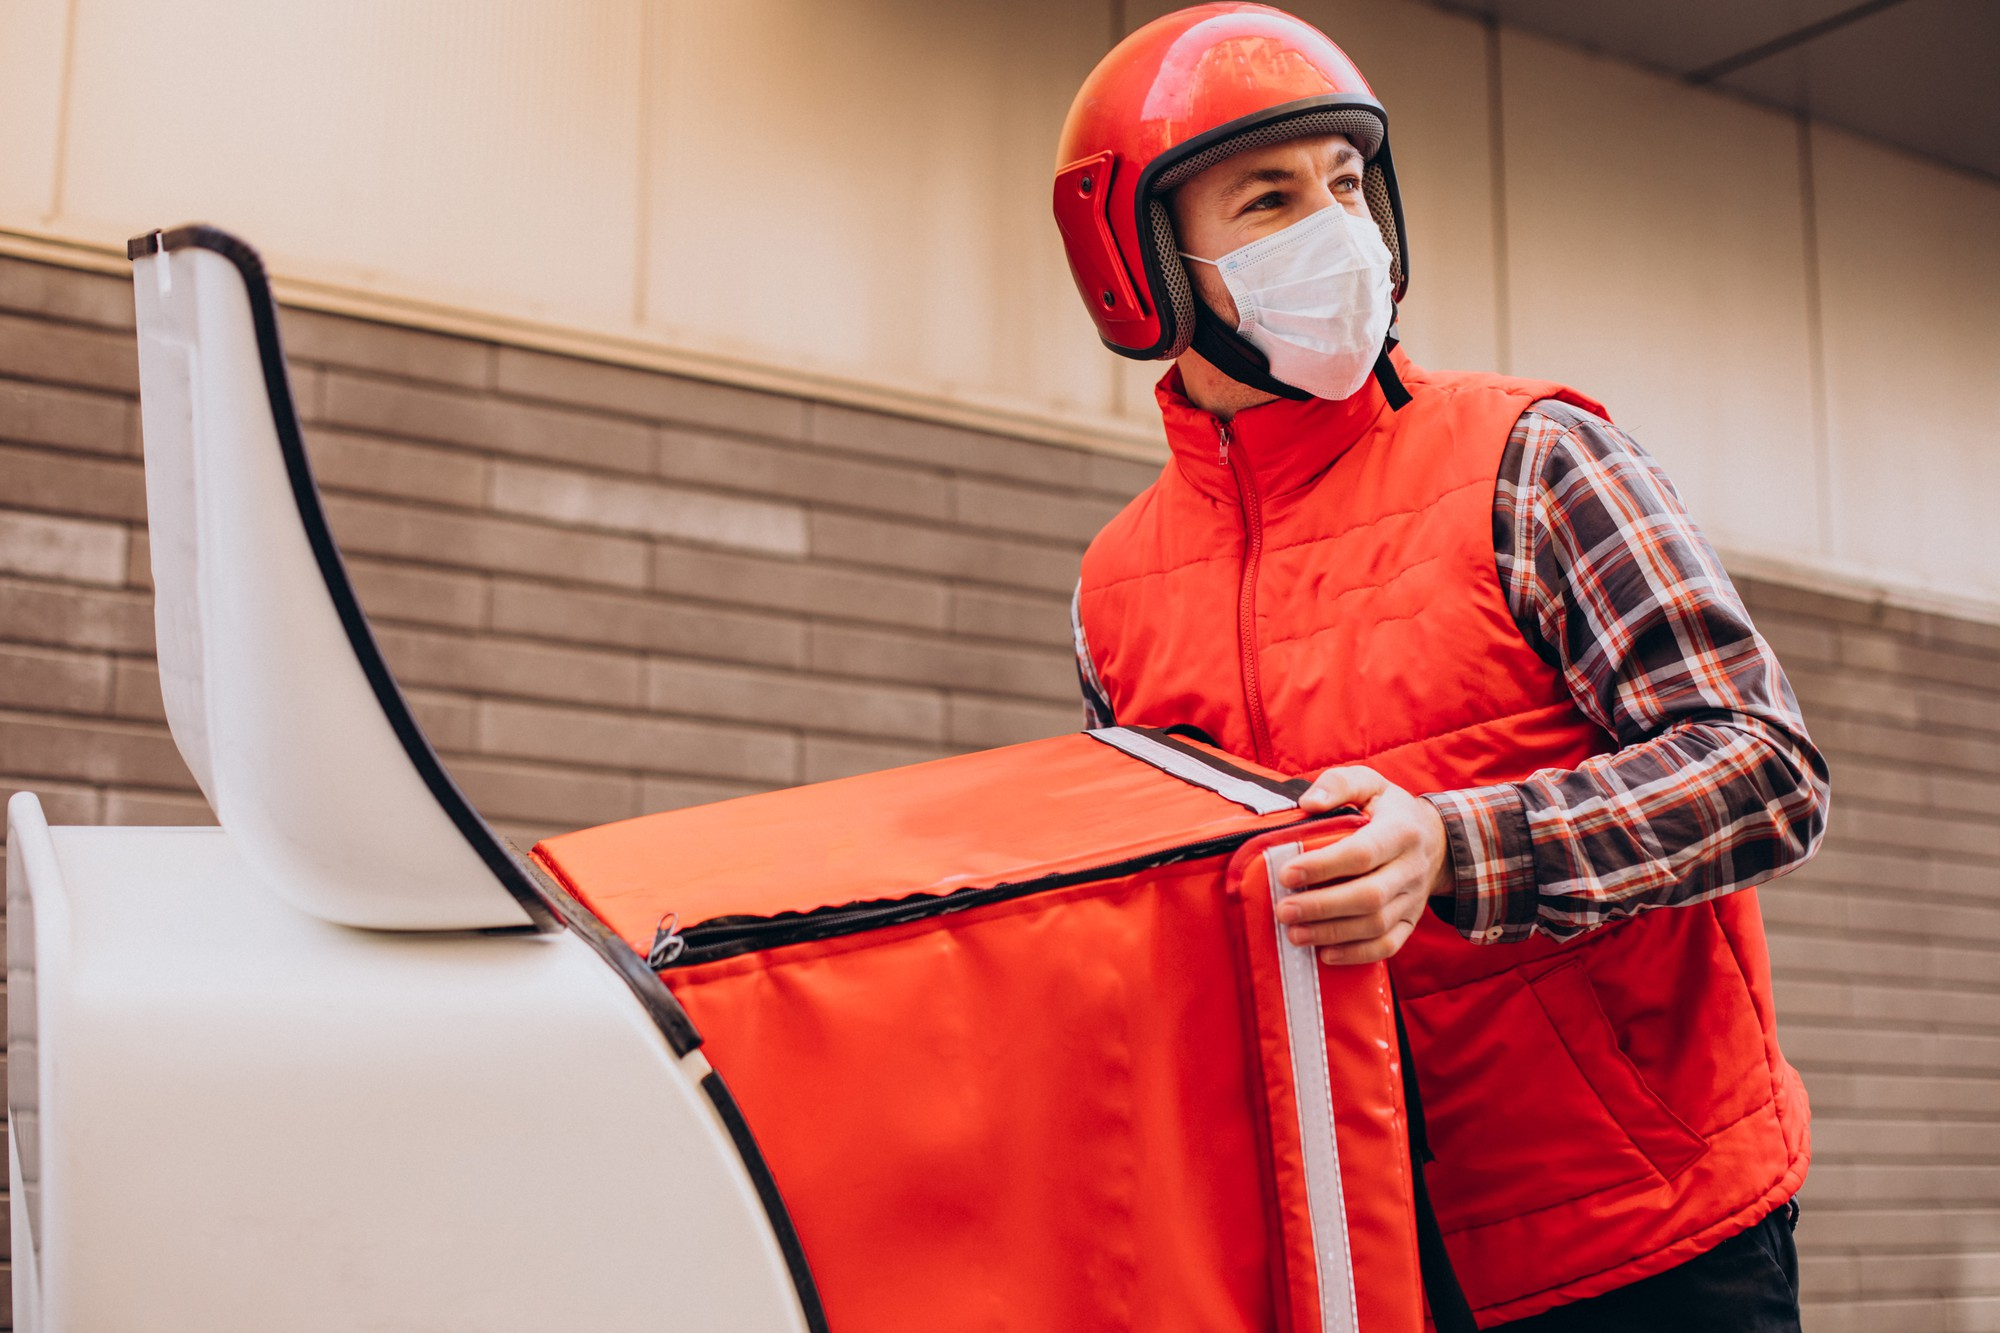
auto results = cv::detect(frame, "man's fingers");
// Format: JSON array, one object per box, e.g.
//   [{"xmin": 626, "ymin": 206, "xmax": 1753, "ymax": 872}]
[
  {"xmin": 1285, "ymin": 900, "xmax": 1400, "ymax": 947},
  {"xmin": 1300, "ymin": 765, "xmax": 1385, "ymax": 813},
  {"xmin": 1278, "ymin": 821, "xmax": 1400, "ymax": 892},
  {"xmin": 1318, "ymin": 915, "xmax": 1420, "ymax": 966},
  {"xmin": 1279, "ymin": 865, "xmax": 1402, "ymax": 930}
]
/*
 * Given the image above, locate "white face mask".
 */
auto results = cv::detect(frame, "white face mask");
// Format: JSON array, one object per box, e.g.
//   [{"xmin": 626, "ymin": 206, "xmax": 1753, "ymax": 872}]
[{"xmin": 1183, "ymin": 204, "xmax": 1394, "ymax": 402}]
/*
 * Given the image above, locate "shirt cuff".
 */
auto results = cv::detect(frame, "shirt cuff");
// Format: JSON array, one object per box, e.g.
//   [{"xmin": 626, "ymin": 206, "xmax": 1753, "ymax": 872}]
[{"xmin": 1422, "ymin": 785, "xmax": 1540, "ymax": 944}]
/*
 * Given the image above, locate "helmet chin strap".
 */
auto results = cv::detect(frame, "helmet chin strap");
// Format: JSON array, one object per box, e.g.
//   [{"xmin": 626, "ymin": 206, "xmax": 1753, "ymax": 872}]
[
  {"xmin": 1190, "ymin": 299, "xmax": 1411, "ymax": 410},
  {"xmin": 1189, "ymin": 300, "xmax": 1311, "ymax": 401}
]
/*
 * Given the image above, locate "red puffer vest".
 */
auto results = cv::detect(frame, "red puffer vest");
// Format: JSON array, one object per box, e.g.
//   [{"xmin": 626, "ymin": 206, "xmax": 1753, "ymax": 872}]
[{"xmin": 1076, "ymin": 354, "xmax": 1809, "ymax": 1325}]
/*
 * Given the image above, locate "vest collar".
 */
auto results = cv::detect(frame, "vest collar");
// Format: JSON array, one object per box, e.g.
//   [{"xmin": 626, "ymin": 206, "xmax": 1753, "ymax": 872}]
[{"xmin": 1155, "ymin": 349, "xmax": 1411, "ymax": 504}]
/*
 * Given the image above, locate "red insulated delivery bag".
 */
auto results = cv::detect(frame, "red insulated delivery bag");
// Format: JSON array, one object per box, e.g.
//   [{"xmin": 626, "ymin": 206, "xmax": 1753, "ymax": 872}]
[{"xmin": 531, "ymin": 726, "xmax": 1470, "ymax": 1333}]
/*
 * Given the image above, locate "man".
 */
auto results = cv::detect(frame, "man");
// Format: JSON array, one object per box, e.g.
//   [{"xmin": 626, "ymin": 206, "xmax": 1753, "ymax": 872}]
[{"xmin": 1052, "ymin": 6, "xmax": 1828, "ymax": 1330}]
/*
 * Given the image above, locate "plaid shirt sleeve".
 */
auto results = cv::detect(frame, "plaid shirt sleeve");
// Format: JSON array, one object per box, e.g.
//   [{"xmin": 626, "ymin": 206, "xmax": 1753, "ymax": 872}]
[{"xmin": 1422, "ymin": 400, "xmax": 1830, "ymax": 944}]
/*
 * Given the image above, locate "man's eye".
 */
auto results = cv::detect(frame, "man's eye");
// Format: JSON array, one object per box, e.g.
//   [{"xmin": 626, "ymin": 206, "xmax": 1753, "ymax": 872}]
[
  {"xmin": 1245, "ymin": 192, "xmax": 1283, "ymax": 211},
  {"xmin": 1333, "ymin": 175, "xmax": 1360, "ymax": 193}
]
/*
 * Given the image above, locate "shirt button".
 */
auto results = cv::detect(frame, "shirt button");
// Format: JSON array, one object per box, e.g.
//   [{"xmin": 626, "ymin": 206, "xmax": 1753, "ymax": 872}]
[{"xmin": 1481, "ymin": 927, "xmax": 1505, "ymax": 942}]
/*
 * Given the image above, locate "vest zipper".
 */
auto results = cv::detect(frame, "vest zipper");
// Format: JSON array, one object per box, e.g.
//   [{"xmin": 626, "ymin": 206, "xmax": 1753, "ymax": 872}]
[{"xmin": 1221, "ymin": 421, "xmax": 1277, "ymax": 766}]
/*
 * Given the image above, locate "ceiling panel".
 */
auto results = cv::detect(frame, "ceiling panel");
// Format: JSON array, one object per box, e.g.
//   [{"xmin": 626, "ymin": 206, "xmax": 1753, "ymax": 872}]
[
  {"xmin": 1716, "ymin": 0, "xmax": 2000, "ymax": 180},
  {"xmin": 1424, "ymin": 0, "xmax": 1995, "ymax": 180}
]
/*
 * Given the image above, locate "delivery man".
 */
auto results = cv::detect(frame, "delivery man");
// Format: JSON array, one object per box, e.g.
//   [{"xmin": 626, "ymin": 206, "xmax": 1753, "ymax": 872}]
[{"xmin": 1054, "ymin": 6, "xmax": 1829, "ymax": 1330}]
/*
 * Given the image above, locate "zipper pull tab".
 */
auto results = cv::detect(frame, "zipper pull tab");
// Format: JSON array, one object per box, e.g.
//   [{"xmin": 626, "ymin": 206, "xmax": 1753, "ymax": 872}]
[
  {"xmin": 647, "ymin": 911, "xmax": 686, "ymax": 969},
  {"xmin": 1217, "ymin": 421, "xmax": 1232, "ymax": 466}
]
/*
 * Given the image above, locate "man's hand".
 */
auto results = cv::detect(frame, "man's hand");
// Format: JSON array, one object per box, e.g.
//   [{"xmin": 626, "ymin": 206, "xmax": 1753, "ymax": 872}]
[{"xmin": 1278, "ymin": 767, "xmax": 1452, "ymax": 965}]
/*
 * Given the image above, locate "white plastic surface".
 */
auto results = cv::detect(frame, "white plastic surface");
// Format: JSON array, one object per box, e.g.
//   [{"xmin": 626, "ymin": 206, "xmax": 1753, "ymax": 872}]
[
  {"xmin": 5, "ymin": 793, "xmax": 809, "ymax": 1333},
  {"xmin": 132, "ymin": 241, "xmax": 531, "ymax": 929}
]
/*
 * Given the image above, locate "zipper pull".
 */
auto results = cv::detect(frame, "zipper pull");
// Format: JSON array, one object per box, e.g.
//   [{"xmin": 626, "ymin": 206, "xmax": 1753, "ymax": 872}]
[
  {"xmin": 647, "ymin": 911, "xmax": 686, "ymax": 969},
  {"xmin": 1217, "ymin": 421, "xmax": 1232, "ymax": 466}
]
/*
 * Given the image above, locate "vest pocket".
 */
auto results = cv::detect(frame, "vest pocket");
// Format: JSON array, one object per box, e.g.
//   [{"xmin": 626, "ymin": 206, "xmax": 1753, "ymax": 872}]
[
  {"xmin": 1405, "ymin": 960, "xmax": 1711, "ymax": 1234},
  {"xmin": 1527, "ymin": 961, "xmax": 1709, "ymax": 1181}
]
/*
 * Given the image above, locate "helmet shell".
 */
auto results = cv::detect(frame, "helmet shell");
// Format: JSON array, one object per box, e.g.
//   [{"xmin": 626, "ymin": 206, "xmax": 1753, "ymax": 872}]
[{"xmin": 1053, "ymin": 3, "xmax": 1407, "ymax": 360}]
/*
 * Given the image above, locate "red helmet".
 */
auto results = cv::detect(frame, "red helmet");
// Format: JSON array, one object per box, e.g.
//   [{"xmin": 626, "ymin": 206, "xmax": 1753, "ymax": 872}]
[{"xmin": 1052, "ymin": 3, "xmax": 1408, "ymax": 371}]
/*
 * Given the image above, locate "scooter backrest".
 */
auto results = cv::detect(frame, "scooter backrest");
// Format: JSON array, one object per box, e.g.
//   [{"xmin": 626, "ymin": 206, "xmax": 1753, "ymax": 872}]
[{"xmin": 129, "ymin": 226, "xmax": 552, "ymax": 931}]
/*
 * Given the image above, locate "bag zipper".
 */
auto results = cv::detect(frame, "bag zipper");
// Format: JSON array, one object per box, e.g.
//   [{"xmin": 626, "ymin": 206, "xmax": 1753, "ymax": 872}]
[{"xmin": 653, "ymin": 813, "xmax": 1351, "ymax": 970}]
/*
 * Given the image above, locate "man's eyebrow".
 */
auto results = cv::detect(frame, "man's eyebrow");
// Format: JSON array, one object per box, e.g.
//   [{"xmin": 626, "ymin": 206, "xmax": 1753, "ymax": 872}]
[
  {"xmin": 1219, "ymin": 165, "xmax": 1302, "ymax": 201},
  {"xmin": 1217, "ymin": 146, "xmax": 1364, "ymax": 201}
]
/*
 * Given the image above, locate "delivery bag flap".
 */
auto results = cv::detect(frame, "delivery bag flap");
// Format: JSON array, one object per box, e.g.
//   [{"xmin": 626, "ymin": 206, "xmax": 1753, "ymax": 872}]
[{"xmin": 534, "ymin": 728, "xmax": 1446, "ymax": 1332}]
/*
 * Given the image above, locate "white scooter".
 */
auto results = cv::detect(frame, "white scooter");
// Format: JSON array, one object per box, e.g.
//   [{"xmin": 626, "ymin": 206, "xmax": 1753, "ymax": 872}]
[{"xmin": 6, "ymin": 226, "xmax": 822, "ymax": 1331}]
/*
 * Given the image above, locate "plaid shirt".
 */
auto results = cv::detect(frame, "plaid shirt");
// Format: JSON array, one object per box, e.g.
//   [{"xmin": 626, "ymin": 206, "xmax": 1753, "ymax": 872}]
[{"xmin": 1075, "ymin": 399, "xmax": 1829, "ymax": 944}]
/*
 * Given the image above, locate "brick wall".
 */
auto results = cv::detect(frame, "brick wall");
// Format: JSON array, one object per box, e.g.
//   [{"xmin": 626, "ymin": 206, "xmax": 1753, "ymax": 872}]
[{"xmin": 1, "ymin": 254, "xmax": 1995, "ymax": 1328}]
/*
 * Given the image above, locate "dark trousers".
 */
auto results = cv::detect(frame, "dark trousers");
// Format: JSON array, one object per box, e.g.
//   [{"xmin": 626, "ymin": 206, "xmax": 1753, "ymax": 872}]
[{"xmin": 1489, "ymin": 1200, "xmax": 1801, "ymax": 1332}]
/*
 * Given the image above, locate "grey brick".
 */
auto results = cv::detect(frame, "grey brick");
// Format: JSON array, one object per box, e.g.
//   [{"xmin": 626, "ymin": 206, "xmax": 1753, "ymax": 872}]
[
  {"xmin": 323, "ymin": 494, "xmax": 650, "ymax": 589},
  {"xmin": 1809, "ymin": 1116, "xmax": 2000, "ymax": 1162},
  {"xmin": 319, "ymin": 371, "xmax": 652, "ymax": 474},
  {"xmin": 1806, "ymin": 1162, "xmax": 2000, "ymax": 1206},
  {"xmin": 0, "ymin": 312, "xmax": 138, "ymax": 394},
  {"xmin": 1766, "ymin": 929, "xmax": 1999, "ymax": 990},
  {"xmin": 279, "ymin": 307, "xmax": 490, "ymax": 389},
  {"xmin": 810, "ymin": 511, "xmax": 1079, "ymax": 593},
  {"xmin": 474, "ymin": 698, "xmax": 797, "ymax": 785},
  {"xmin": 1755, "ymin": 615, "xmax": 1840, "ymax": 670},
  {"xmin": 1084, "ymin": 450, "xmax": 1162, "ymax": 500},
  {"xmin": 446, "ymin": 755, "xmax": 642, "ymax": 828},
  {"xmin": 290, "ymin": 364, "xmax": 326, "ymax": 422},
  {"xmin": 1827, "ymin": 803, "xmax": 2000, "ymax": 861},
  {"xmin": 404, "ymin": 688, "xmax": 477, "ymax": 752},
  {"xmin": 0, "ymin": 577, "xmax": 153, "ymax": 652},
  {"xmin": 801, "ymin": 735, "xmax": 950, "ymax": 783},
  {"xmin": 307, "ymin": 428, "xmax": 488, "ymax": 508},
  {"xmin": 488, "ymin": 459, "xmax": 806, "ymax": 556},
  {"xmin": 809, "ymin": 624, "xmax": 1074, "ymax": 701},
  {"xmin": 372, "ymin": 626, "xmax": 642, "ymax": 709},
  {"xmin": 0, "ymin": 443, "xmax": 146, "ymax": 523},
  {"xmin": 0, "ymin": 776, "xmax": 101, "ymax": 825},
  {"xmin": 1814, "ymin": 714, "xmax": 2000, "ymax": 779},
  {"xmin": 346, "ymin": 558, "xmax": 488, "ymax": 631},
  {"xmin": 494, "ymin": 347, "xmax": 807, "ymax": 441},
  {"xmin": 645, "ymin": 658, "xmax": 943, "ymax": 742},
  {"xmin": 1781, "ymin": 1022, "xmax": 2000, "ymax": 1077},
  {"xmin": 637, "ymin": 774, "xmax": 769, "ymax": 812},
  {"xmin": 1765, "ymin": 886, "xmax": 2000, "ymax": 949},
  {"xmin": 946, "ymin": 696, "xmax": 1076, "ymax": 748},
  {"xmin": 1800, "ymin": 1070, "xmax": 2000, "ymax": 1118},
  {"xmin": 0, "ymin": 257, "xmax": 134, "ymax": 331},
  {"xmin": 0, "ymin": 712, "xmax": 191, "ymax": 788},
  {"xmin": 0, "ymin": 379, "xmax": 135, "ymax": 456},
  {"xmin": 0, "ymin": 645, "xmax": 113, "ymax": 713},
  {"xmin": 0, "ymin": 510, "xmax": 128, "ymax": 587},
  {"xmin": 1775, "ymin": 978, "xmax": 2000, "ymax": 1031},
  {"xmin": 1803, "ymin": 1208, "xmax": 2000, "ymax": 1251},
  {"xmin": 651, "ymin": 544, "xmax": 946, "ymax": 632},
  {"xmin": 126, "ymin": 527, "xmax": 150, "ymax": 590},
  {"xmin": 950, "ymin": 475, "xmax": 1123, "ymax": 545},
  {"xmin": 809, "ymin": 402, "xmax": 1091, "ymax": 489},
  {"xmin": 1838, "ymin": 626, "xmax": 2000, "ymax": 696},
  {"xmin": 655, "ymin": 425, "xmax": 949, "ymax": 521},
  {"xmin": 950, "ymin": 586, "xmax": 1073, "ymax": 648},
  {"xmin": 102, "ymin": 788, "xmax": 215, "ymax": 826},
  {"xmin": 488, "ymin": 578, "xmax": 804, "ymax": 669},
  {"xmin": 109, "ymin": 659, "xmax": 165, "ymax": 722}
]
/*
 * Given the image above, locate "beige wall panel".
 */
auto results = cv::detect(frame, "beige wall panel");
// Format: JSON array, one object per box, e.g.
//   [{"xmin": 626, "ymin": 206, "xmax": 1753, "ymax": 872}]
[
  {"xmin": 46, "ymin": 0, "xmax": 643, "ymax": 325},
  {"xmin": 0, "ymin": 0, "xmax": 71, "ymax": 223},
  {"xmin": 645, "ymin": 0, "xmax": 1117, "ymax": 423},
  {"xmin": 1113, "ymin": 0, "xmax": 1499, "ymax": 428},
  {"xmin": 1499, "ymin": 30, "xmax": 1823, "ymax": 562},
  {"xmin": 1813, "ymin": 125, "xmax": 2000, "ymax": 602}
]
